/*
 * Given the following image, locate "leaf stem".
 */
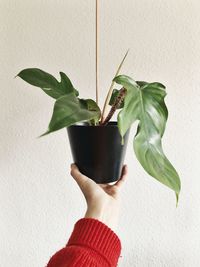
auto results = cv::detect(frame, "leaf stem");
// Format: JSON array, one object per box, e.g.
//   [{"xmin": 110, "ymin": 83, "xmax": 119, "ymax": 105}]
[
  {"xmin": 100, "ymin": 49, "xmax": 129, "ymax": 123},
  {"xmin": 101, "ymin": 88, "xmax": 127, "ymax": 125},
  {"xmin": 95, "ymin": 0, "xmax": 99, "ymax": 105}
]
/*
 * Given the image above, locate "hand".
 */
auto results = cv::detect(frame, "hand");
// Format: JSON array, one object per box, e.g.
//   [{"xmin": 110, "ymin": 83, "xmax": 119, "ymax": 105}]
[{"xmin": 70, "ymin": 164, "xmax": 128, "ymax": 232}]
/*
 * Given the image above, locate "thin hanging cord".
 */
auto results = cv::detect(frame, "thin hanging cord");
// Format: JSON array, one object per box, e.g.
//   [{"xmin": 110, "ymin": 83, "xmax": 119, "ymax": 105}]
[{"xmin": 95, "ymin": 0, "xmax": 99, "ymax": 105}]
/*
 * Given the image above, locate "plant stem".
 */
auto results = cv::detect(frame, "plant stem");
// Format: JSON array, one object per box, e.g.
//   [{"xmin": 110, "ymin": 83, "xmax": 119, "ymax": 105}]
[
  {"xmin": 100, "ymin": 49, "xmax": 129, "ymax": 123},
  {"xmin": 101, "ymin": 88, "xmax": 127, "ymax": 126},
  {"xmin": 95, "ymin": 0, "xmax": 99, "ymax": 105}
]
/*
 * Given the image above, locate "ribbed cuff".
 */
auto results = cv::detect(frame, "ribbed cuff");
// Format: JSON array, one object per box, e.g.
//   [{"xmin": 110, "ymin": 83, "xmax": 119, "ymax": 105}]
[{"xmin": 67, "ymin": 218, "xmax": 121, "ymax": 266}]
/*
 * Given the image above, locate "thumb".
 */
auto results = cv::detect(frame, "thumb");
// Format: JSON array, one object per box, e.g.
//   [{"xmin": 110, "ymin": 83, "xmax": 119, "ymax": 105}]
[{"xmin": 70, "ymin": 164, "xmax": 94, "ymax": 196}]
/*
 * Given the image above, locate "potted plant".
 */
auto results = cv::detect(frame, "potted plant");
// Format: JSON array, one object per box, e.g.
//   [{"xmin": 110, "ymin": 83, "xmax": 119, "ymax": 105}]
[{"xmin": 16, "ymin": 51, "xmax": 181, "ymax": 202}]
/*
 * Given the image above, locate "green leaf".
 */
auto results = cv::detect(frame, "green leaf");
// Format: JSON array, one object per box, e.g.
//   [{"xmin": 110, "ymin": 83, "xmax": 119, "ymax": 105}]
[
  {"xmin": 109, "ymin": 89, "xmax": 124, "ymax": 109},
  {"xmin": 114, "ymin": 75, "xmax": 181, "ymax": 197},
  {"xmin": 17, "ymin": 68, "xmax": 79, "ymax": 99},
  {"xmin": 114, "ymin": 76, "xmax": 140, "ymax": 137},
  {"xmin": 41, "ymin": 93, "xmax": 101, "ymax": 135},
  {"xmin": 59, "ymin": 72, "xmax": 79, "ymax": 96},
  {"xmin": 84, "ymin": 99, "xmax": 102, "ymax": 125}
]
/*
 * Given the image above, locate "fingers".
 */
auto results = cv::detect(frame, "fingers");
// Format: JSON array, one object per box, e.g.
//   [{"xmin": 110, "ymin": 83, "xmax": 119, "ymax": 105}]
[
  {"xmin": 70, "ymin": 164, "xmax": 89, "ymax": 191},
  {"xmin": 70, "ymin": 164, "xmax": 99, "ymax": 202},
  {"xmin": 114, "ymin": 165, "xmax": 128, "ymax": 189}
]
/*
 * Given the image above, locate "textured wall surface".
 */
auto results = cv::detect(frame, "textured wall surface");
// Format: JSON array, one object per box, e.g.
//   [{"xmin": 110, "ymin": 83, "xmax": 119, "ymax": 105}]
[{"xmin": 0, "ymin": 1, "xmax": 200, "ymax": 266}]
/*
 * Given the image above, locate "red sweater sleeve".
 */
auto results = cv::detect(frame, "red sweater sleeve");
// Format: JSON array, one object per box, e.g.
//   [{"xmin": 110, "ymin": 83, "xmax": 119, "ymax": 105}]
[{"xmin": 46, "ymin": 218, "xmax": 121, "ymax": 267}]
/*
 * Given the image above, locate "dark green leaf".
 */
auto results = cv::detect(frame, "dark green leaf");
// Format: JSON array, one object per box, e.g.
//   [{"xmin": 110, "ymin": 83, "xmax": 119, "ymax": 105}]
[
  {"xmin": 17, "ymin": 68, "xmax": 79, "ymax": 99},
  {"xmin": 41, "ymin": 94, "xmax": 101, "ymax": 135},
  {"xmin": 114, "ymin": 75, "xmax": 181, "ymax": 198},
  {"xmin": 136, "ymin": 81, "xmax": 148, "ymax": 87},
  {"xmin": 59, "ymin": 72, "xmax": 79, "ymax": 96},
  {"xmin": 109, "ymin": 89, "xmax": 124, "ymax": 109}
]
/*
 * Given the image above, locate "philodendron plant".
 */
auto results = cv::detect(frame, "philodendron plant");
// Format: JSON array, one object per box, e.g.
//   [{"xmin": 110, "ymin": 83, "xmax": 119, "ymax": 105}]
[{"xmin": 17, "ymin": 59, "xmax": 181, "ymax": 202}]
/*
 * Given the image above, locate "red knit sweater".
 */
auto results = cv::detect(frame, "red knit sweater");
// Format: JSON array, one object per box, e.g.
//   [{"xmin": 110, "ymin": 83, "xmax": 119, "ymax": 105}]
[{"xmin": 46, "ymin": 218, "xmax": 121, "ymax": 267}]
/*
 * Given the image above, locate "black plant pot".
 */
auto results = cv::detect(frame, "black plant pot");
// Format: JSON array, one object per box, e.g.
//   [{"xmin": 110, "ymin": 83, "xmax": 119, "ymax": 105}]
[{"xmin": 67, "ymin": 121, "xmax": 130, "ymax": 184}]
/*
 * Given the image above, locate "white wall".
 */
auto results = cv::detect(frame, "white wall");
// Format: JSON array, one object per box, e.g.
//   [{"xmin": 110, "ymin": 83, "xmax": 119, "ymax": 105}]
[{"xmin": 0, "ymin": 1, "xmax": 200, "ymax": 266}]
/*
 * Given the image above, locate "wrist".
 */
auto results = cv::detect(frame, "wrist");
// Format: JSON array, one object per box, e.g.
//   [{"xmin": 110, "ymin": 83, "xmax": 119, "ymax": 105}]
[
  {"xmin": 84, "ymin": 207, "xmax": 105, "ymax": 222},
  {"xmin": 84, "ymin": 206, "xmax": 119, "ymax": 232}
]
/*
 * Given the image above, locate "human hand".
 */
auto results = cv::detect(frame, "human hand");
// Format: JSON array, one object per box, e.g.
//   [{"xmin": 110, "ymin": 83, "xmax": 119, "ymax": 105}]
[{"xmin": 70, "ymin": 164, "xmax": 128, "ymax": 232}]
